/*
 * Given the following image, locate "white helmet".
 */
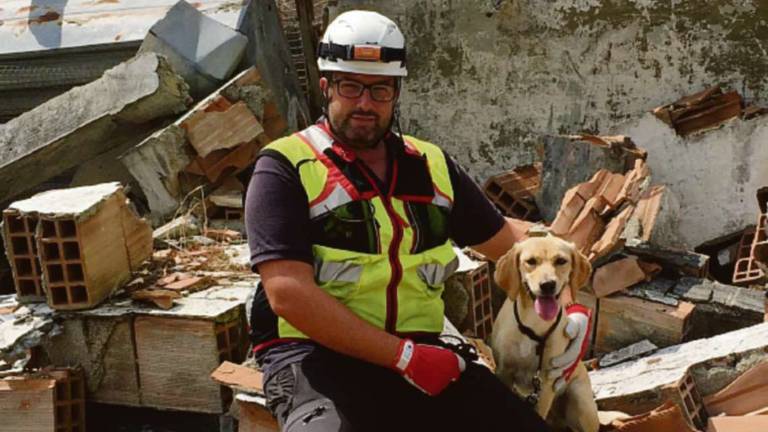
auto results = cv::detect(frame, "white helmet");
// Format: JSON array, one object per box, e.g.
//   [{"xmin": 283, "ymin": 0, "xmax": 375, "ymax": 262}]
[{"xmin": 317, "ymin": 10, "xmax": 407, "ymax": 77}]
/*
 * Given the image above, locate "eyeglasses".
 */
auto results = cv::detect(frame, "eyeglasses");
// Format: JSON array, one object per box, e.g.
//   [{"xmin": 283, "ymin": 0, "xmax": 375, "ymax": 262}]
[{"xmin": 332, "ymin": 79, "xmax": 397, "ymax": 102}]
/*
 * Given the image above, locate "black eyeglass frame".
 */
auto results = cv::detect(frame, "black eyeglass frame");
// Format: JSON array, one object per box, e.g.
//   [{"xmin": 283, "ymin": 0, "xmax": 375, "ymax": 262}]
[{"xmin": 331, "ymin": 79, "xmax": 398, "ymax": 102}]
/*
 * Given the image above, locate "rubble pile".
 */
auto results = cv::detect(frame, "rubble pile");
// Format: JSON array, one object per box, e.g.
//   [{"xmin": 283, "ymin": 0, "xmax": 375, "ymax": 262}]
[
  {"xmin": 471, "ymin": 95, "xmax": 768, "ymax": 431},
  {"xmin": 0, "ymin": 1, "xmax": 766, "ymax": 431}
]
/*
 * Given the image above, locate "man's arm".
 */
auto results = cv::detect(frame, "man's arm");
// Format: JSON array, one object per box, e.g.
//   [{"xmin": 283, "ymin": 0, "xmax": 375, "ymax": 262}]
[
  {"xmin": 260, "ymin": 258, "xmax": 464, "ymax": 395},
  {"xmin": 259, "ymin": 259, "xmax": 401, "ymax": 367},
  {"xmin": 469, "ymin": 217, "xmax": 533, "ymax": 261}
]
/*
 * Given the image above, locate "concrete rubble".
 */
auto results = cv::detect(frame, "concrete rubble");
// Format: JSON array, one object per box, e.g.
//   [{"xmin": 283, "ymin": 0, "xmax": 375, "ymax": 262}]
[
  {"xmin": 0, "ymin": 52, "xmax": 191, "ymax": 205},
  {"xmin": 0, "ymin": 1, "xmax": 766, "ymax": 431}
]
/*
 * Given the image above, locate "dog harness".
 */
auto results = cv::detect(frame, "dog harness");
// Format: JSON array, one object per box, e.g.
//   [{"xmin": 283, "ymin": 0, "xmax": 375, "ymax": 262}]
[{"xmin": 513, "ymin": 300, "xmax": 563, "ymax": 406}]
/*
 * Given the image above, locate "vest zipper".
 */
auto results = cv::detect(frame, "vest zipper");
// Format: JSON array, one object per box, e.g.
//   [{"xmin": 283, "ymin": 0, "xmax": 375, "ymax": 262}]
[{"xmin": 356, "ymin": 159, "xmax": 404, "ymax": 334}]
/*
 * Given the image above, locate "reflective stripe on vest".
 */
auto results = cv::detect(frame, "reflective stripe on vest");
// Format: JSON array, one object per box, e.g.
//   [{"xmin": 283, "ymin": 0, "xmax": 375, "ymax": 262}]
[{"xmin": 263, "ymin": 125, "xmax": 457, "ymax": 338}]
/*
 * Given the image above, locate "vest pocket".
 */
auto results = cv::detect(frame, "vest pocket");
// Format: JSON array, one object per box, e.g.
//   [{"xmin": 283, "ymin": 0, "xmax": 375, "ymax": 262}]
[
  {"xmin": 414, "ymin": 245, "xmax": 459, "ymax": 297},
  {"xmin": 314, "ymin": 259, "xmax": 363, "ymax": 298}
]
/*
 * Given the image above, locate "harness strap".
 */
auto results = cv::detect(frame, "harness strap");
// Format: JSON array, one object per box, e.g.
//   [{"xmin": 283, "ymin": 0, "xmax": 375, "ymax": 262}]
[{"xmin": 513, "ymin": 300, "xmax": 563, "ymax": 405}]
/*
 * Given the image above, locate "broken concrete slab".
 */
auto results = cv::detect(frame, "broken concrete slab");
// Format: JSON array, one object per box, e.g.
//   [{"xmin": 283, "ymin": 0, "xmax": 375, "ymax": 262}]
[
  {"xmin": 672, "ymin": 277, "xmax": 764, "ymax": 341},
  {"xmin": 624, "ymin": 239, "xmax": 709, "ymax": 277},
  {"xmin": 0, "ymin": 302, "xmax": 56, "ymax": 365},
  {"xmin": 119, "ymin": 124, "xmax": 197, "ymax": 224},
  {"xmin": 138, "ymin": 0, "xmax": 248, "ymax": 100},
  {"xmin": 599, "ymin": 339, "xmax": 658, "ymax": 369},
  {"xmin": 0, "ymin": 53, "xmax": 190, "ymax": 204},
  {"xmin": 590, "ymin": 323, "xmax": 768, "ymax": 416}
]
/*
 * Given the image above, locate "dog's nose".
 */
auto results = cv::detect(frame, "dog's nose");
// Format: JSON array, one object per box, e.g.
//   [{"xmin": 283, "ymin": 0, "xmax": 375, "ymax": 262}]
[{"xmin": 540, "ymin": 280, "xmax": 557, "ymax": 295}]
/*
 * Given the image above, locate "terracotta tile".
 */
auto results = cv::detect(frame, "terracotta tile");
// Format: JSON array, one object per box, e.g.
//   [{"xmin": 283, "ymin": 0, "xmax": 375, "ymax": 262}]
[
  {"xmin": 550, "ymin": 188, "xmax": 586, "ymax": 236},
  {"xmin": 635, "ymin": 185, "xmax": 665, "ymax": 242},
  {"xmin": 611, "ymin": 401, "xmax": 698, "ymax": 432},
  {"xmin": 597, "ymin": 172, "xmax": 627, "ymax": 208},
  {"xmin": 182, "ymin": 101, "xmax": 265, "ymax": 158},
  {"xmin": 591, "ymin": 204, "xmax": 635, "ymax": 260},
  {"xmin": 704, "ymin": 361, "xmax": 768, "ymax": 417},
  {"xmin": 164, "ymin": 276, "xmax": 210, "ymax": 292},
  {"xmin": 566, "ymin": 197, "xmax": 607, "ymax": 254},
  {"xmin": 707, "ymin": 416, "xmax": 768, "ymax": 432},
  {"xmin": 593, "ymin": 257, "xmax": 647, "ymax": 298}
]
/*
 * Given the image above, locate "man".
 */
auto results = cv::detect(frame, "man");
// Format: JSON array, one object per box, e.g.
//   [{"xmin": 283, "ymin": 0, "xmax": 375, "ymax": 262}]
[{"xmin": 245, "ymin": 10, "xmax": 590, "ymax": 431}]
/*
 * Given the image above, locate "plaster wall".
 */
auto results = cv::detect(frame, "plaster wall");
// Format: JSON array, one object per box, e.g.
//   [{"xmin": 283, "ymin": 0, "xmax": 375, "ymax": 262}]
[
  {"xmin": 618, "ymin": 114, "xmax": 768, "ymax": 249},
  {"xmin": 330, "ymin": 0, "xmax": 768, "ymax": 248}
]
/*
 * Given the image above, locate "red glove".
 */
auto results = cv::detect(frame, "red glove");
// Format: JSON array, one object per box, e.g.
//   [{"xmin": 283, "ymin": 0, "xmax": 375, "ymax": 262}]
[{"xmin": 391, "ymin": 339, "xmax": 465, "ymax": 396}]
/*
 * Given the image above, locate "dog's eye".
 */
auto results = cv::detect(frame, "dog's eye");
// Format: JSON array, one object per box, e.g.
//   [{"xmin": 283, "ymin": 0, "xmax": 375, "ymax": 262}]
[
  {"xmin": 554, "ymin": 257, "xmax": 568, "ymax": 266},
  {"xmin": 525, "ymin": 258, "xmax": 537, "ymax": 266}
]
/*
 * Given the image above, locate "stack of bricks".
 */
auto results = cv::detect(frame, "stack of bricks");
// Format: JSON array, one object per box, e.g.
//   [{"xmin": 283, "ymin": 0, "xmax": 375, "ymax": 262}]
[
  {"xmin": 548, "ymin": 158, "xmax": 665, "ymax": 262},
  {"xmin": 2, "ymin": 182, "xmax": 152, "ymax": 310},
  {"xmin": 483, "ymin": 163, "xmax": 542, "ymax": 221},
  {"xmin": 0, "ymin": 368, "xmax": 86, "ymax": 432}
]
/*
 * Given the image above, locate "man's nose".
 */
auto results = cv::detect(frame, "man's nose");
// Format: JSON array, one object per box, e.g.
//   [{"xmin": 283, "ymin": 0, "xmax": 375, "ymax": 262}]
[{"xmin": 355, "ymin": 88, "xmax": 375, "ymax": 109}]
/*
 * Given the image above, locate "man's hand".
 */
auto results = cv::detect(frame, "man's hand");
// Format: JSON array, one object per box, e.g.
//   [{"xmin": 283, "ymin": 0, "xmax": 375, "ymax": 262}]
[
  {"xmin": 392, "ymin": 339, "xmax": 466, "ymax": 396},
  {"xmin": 549, "ymin": 304, "xmax": 592, "ymax": 392}
]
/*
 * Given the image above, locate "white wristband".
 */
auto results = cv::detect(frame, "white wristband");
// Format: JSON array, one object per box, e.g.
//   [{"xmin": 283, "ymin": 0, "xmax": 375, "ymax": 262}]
[{"xmin": 395, "ymin": 339, "xmax": 414, "ymax": 372}]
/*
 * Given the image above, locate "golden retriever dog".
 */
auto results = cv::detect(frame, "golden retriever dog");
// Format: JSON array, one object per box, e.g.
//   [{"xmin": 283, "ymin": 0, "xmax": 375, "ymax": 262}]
[{"xmin": 491, "ymin": 235, "xmax": 599, "ymax": 432}]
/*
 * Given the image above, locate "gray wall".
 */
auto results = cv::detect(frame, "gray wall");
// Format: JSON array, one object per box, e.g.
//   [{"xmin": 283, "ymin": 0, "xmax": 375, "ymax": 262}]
[{"xmin": 330, "ymin": 0, "xmax": 768, "ymax": 248}]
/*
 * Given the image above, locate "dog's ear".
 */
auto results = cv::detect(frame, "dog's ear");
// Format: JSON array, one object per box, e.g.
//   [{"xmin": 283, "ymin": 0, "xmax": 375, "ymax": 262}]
[
  {"xmin": 569, "ymin": 248, "xmax": 592, "ymax": 292},
  {"xmin": 494, "ymin": 246, "xmax": 521, "ymax": 299}
]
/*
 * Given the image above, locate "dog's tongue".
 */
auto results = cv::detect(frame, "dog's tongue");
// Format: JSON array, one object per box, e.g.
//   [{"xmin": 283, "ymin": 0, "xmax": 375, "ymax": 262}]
[{"xmin": 534, "ymin": 296, "xmax": 559, "ymax": 321}]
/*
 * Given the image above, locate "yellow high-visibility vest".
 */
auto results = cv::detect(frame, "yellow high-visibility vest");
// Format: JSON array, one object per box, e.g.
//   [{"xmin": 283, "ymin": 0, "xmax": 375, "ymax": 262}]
[{"xmin": 263, "ymin": 124, "xmax": 458, "ymax": 337}]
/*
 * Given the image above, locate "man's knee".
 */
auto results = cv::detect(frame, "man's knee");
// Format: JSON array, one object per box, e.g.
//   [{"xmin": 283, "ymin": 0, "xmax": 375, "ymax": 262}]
[
  {"xmin": 264, "ymin": 362, "xmax": 344, "ymax": 431},
  {"xmin": 283, "ymin": 398, "xmax": 342, "ymax": 432}
]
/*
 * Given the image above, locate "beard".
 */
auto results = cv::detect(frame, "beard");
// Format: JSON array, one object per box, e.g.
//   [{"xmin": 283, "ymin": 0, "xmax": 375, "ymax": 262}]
[{"xmin": 331, "ymin": 109, "xmax": 391, "ymax": 149}]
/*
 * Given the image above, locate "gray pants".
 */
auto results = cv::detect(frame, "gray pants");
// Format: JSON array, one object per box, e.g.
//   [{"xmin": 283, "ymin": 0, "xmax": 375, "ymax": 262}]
[{"xmin": 262, "ymin": 345, "xmax": 551, "ymax": 432}]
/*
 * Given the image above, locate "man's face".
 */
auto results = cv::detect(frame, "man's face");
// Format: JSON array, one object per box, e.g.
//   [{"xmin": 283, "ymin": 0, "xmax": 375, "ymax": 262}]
[{"xmin": 320, "ymin": 72, "xmax": 398, "ymax": 149}]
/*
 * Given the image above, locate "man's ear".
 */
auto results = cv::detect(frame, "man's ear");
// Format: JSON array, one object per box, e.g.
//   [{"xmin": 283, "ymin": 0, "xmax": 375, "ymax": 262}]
[
  {"xmin": 494, "ymin": 246, "xmax": 521, "ymax": 300},
  {"xmin": 319, "ymin": 76, "xmax": 329, "ymax": 96},
  {"xmin": 569, "ymin": 248, "xmax": 592, "ymax": 293}
]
